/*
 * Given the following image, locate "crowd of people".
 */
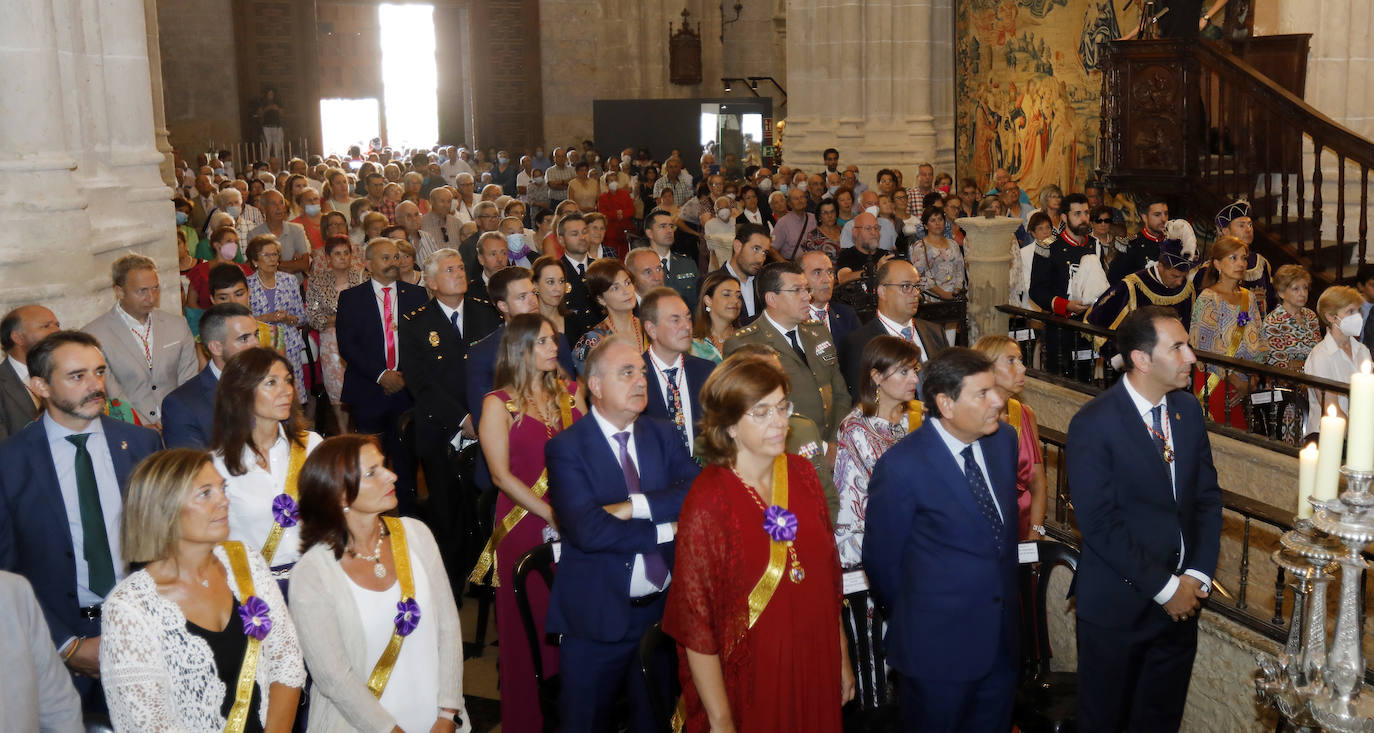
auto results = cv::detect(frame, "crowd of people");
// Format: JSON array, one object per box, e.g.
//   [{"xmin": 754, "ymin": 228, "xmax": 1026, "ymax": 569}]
[{"xmin": 0, "ymin": 138, "xmax": 1368, "ymax": 733}]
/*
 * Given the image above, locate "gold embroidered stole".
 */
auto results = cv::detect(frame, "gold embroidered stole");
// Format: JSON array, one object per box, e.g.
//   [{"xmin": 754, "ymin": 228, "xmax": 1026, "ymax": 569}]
[
  {"xmin": 366, "ymin": 516, "xmax": 415, "ymax": 698},
  {"xmin": 259, "ymin": 441, "xmax": 308, "ymax": 564},
  {"xmin": 222, "ymin": 541, "xmax": 262, "ymax": 733}
]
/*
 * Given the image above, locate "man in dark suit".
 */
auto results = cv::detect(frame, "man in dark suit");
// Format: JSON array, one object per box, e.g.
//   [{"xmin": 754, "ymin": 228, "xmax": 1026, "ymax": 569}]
[
  {"xmin": 556, "ymin": 211, "xmax": 603, "ymax": 334},
  {"xmin": 644, "ymin": 208, "xmax": 700, "ymax": 307},
  {"xmin": 546, "ymin": 335, "xmax": 699, "ymax": 732},
  {"xmin": 161, "ymin": 303, "xmax": 260, "ymax": 449},
  {"xmin": 640, "ymin": 288, "xmax": 715, "ymax": 457},
  {"xmin": 337, "ymin": 238, "xmax": 428, "ymax": 513},
  {"xmin": 0, "ymin": 305, "xmax": 60, "ymax": 441},
  {"xmin": 400, "ymin": 248, "xmax": 500, "ymax": 594},
  {"xmin": 840, "ymin": 258, "xmax": 947, "ymax": 402},
  {"xmin": 800, "ymin": 250, "xmax": 859, "ymax": 348},
  {"xmin": 466, "ymin": 232, "xmax": 510, "ymax": 307},
  {"xmin": 0, "ymin": 331, "xmax": 162, "ymax": 709},
  {"xmin": 708, "ymin": 222, "xmax": 771, "ymax": 326},
  {"xmin": 863, "ymin": 347, "xmax": 1019, "ymax": 732},
  {"xmin": 1067, "ymin": 306, "xmax": 1222, "ymax": 732}
]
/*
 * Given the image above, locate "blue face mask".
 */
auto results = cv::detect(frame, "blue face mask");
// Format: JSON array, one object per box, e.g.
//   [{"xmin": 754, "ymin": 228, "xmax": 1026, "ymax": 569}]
[
  {"xmin": 225, "ymin": 205, "xmax": 242, "ymax": 218},
  {"xmin": 779, "ymin": 184, "xmax": 790, "ymax": 195},
  {"xmin": 175, "ymin": 210, "xmax": 189, "ymax": 225},
  {"xmin": 304, "ymin": 203, "xmax": 321, "ymax": 217},
  {"xmin": 506, "ymin": 232, "xmax": 528, "ymax": 254},
  {"xmin": 214, "ymin": 168, "xmax": 226, "ymax": 177}
]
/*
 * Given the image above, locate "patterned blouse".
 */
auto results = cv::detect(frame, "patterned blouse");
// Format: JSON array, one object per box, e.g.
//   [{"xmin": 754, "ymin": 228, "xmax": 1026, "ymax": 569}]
[
  {"xmin": 1261, "ymin": 306, "xmax": 1320, "ymax": 370},
  {"xmin": 305, "ymin": 266, "xmax": 367, "ymax": 330},
  {"xmin": 909, "ymin": 238, "xmax": 966, "ymax": 296},
  {"xmin": 1190, "ymin": 287, "xmax": 1267, "ymax": 376},
  {"xmin": 833, "ymin": 406, "xmax": 913, "ymax": 570}
]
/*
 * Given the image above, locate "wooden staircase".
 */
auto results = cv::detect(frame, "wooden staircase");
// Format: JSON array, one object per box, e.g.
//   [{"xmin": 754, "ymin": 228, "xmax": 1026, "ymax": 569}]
[{"xmin": 1100, "ymin": 35, "xmax": 1374, "ymax": 288}]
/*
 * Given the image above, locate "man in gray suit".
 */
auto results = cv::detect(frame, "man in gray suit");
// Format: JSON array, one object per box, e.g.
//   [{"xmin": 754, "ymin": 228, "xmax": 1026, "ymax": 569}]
[
  {"xmin": 0, "ymin": 571, "xmax": 81, "ymax": 732},
  {"xmin": 81, "ymin": 254, "xmax": 199, "ymax": 429},
  {"xmin": 0, "ymin": 305, "xmax": 60, "ymax": 441}
]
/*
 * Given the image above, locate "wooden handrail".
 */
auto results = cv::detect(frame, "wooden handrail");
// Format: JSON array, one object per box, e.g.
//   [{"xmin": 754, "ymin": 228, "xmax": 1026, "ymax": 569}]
[{"xmin": 1195, "ymin": 40, "xmax": 1374, "ymax": 168}]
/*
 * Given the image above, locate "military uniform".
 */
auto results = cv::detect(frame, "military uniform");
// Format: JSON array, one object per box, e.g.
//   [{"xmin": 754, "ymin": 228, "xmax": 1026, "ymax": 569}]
[
  {"xmin": 788, "ymin": 413, "xmax": 840, "ymax": 523},
  {"xmin": 1029, "ymin": 229, "xmax": 1097, "ymax": 379},
  {"xmin": 724, "ymin": 314, "xmax": 851, "ymax": 439},
  {"xmin": 659, "ymin": 250, "xmax": 701, "ymax": 309},
  {"xmin": 1086, "ymin": 265, "xmax": 1197, "ymax": 361},
  {"xmin": 1107, "ymin": 228, "xmax": 1166, "ymax": 284}
]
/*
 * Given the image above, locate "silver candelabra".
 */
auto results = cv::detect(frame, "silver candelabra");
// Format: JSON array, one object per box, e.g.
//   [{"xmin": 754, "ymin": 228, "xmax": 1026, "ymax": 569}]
[{"xmin": 1256, "ymin": 467, "xmax": 1374, "ymax": 732}]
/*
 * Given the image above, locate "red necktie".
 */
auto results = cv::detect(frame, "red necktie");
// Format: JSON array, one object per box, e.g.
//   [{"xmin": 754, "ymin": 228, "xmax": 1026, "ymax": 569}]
[{"xmin": 382, "ymin": 286, "xmax": 397, "ymax": 370}]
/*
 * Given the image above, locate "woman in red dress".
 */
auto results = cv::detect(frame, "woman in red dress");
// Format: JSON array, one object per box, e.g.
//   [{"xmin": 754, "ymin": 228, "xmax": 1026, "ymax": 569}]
[
  {"xmin": 663, "ymin": 354, "xmax": 854, "ymax": 732},
  {"xmin": 596, "ymin": 171, "xmax": 637, "ymax": 259},
  {"xmin": 477, "ymin": 313, "xmax": 586, "ymax": 733}
]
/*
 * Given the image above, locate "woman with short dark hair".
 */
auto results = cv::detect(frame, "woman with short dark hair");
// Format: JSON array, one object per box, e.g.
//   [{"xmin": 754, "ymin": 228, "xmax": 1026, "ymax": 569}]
[
  {"xmin": 663, "ymin": 354, "xmax": 853, "ymax": 732},
  {"xmin": 290, "ymin": 435, "xmax": 469, "ymax": 732},
  {"xmin": 571, "ymin": 258, "xmax": 643, "ymax": 373}
]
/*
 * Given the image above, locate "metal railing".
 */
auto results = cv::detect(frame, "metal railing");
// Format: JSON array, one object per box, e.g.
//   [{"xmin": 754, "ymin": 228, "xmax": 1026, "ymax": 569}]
[
  {"xmin": 1033, "ymin": 427, "xmax": 1374, "ymax": 682},
  {"xmin": 998, "ymin": 304, "xmax": 1352, "ymax": 450}
]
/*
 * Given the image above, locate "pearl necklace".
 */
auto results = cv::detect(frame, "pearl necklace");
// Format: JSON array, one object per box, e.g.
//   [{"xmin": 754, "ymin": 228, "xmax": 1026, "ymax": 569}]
[{"xmin": 347, "ymin": 521, "xmax": 389, "ymax": 578}]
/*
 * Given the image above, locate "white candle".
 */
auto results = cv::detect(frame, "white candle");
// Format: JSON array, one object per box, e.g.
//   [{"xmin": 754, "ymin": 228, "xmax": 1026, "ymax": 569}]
[
  {"xmin": 1299, "ymin": 443, "xmax": 1319, "ymax": 518},
  {"xmin": 1315, "ymin": 405, "xmax": 1347, "ymax": 502},
  {"xmin": 1346, "ymin": 361, "xmax": 1374, "ymax": 471}
]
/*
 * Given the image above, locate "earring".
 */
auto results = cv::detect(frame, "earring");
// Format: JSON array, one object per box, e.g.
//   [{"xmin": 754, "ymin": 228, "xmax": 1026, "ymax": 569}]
[
  {"xmin": 705, "ymin": 305, "xmax": 711, "ymax": 312},
  {"xmin": 343, "ymin": 506, "xmax": 350, "ymax": 513}
]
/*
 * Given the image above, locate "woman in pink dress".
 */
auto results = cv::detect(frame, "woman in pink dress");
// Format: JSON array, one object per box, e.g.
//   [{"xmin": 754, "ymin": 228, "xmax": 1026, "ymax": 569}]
[
  {"xmin": 974, "ymin": 335, "xmax": 1046, "ymax": 539},
  {"xmin": 477, "ymin": 313, "xmax": 586, "ymax": 733}
]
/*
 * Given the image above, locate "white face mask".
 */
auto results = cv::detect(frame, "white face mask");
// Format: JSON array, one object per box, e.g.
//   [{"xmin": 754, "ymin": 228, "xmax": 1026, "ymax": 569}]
[
  {"xmin": 717, "ymin": 208, "xmax": 732, "ymax": 221},
  {"xmin": 1339, "ymin": 312, "xmax": 1365, "ymax": 338},
  {"xmin": 757, "ymin": 178, "xmax": 773, "ymax": 192},
  {"xmin": 864, "ymin": 205, "xmax": 880, "ymax": 217},
  {"xmin": 608, "ymin": 181, "xmax": 619, "ymax": 192}
]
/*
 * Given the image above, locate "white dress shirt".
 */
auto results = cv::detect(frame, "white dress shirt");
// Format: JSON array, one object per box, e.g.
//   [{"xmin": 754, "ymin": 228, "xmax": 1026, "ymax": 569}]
[
  {"xmin": 876, "ymin": 311, "xmax": 928, "ymax": 360},
  {"xmin": 589, "ymin": 408, "xmax": 675, "ymax": 598},
  {"xmin": 214, "ymin": 428, "xmax": 324, "ymax": 569},
  {"xmin": 726, "ymin": 261, "xmax": 756, "ymax": 317},
  {"xmin": 647, "ymin": 349, "xmax": 694, "ymax": 451},
  {"xmin": 1121, "ymin": 375, "xmax": 1213, "ymax": 604},
  {"xmin": 930, "ymin": 416, "xmax": 1003, "ymax": 522},
  {"xmin": 45, "ymin": 414, "xmax": 126, "ymax": 606},
  {"xmin": 115, "ymin": 304, "xmax": 155, "ymax": 360}
]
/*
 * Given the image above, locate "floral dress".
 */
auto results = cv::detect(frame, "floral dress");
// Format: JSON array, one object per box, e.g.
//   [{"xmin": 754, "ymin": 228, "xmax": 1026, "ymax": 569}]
[
  {"xmin": 1262, "ymin": 306, "xmax": 1320, "ymax": 442},
  {"xmin": 909, "ymin": 238, "xmax": 966, "ymax": 298},
  {"xmin": 305, "ymin": 267, "xmax": 367, "ymax": 403},
  {"xmin": 247, "ymin": 271, "xmax": 309, "ymax": 402},
  {"xmin": 1189, "ymin": 288, "xmax": 1267, "ymax": 428},
  {"xmin": 832, "ymin": 406, "xmax": 912, "ymax": 712},
  {"xmin": 572, "ymin": 316, "xmax": 644, "ymax": 374}
]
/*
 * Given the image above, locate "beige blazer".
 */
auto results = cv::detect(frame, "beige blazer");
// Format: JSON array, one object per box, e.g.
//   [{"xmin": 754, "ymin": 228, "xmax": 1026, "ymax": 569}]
[
  {"xmin": 289, "ymin": 517, "xmax": 467, "ymax": 733},
  {"xmin": 82, "ymin": 305, "xmax": 199, "ymax": 425}
]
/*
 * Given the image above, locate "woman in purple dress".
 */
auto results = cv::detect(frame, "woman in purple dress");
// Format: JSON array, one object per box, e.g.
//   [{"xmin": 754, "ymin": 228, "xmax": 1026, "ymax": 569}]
[{"xmin": 476, "ymin": 313, "xmax": 586, "ymax": 733}]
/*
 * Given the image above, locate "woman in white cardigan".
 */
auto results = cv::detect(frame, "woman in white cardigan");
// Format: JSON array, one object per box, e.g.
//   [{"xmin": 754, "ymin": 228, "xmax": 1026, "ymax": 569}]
[
  {"xmin": 101, "ymin": 449, "xmax": 305, "ymax": 732},
  {"xmin": 290, "ymin": 434, "xmax": 469, "ymax": 733}
]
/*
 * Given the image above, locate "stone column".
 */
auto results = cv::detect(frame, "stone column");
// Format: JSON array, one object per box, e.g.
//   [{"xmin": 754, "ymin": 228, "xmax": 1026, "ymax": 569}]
[
  {"xmin": 0, "ymin": 0, "xmax": 174, "ymax": 326},
  {"xmin": 957, "ymin": 216, "xmax": 1021, "ymax": 344},
  {"xmin": 143, "ymin": 0, "xmax": 175, "ymax": 186},
  {"xmin": 782, "ymin": 0, "xmax": 952, "ymax": 183}
]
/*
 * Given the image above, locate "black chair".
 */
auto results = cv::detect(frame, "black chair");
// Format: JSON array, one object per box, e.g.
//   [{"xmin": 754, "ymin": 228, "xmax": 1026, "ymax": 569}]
[
  {"xmin": 1013, "ymin": 539, "xmax": 1081, "ymax": 733},
  {"xmin": 638, "ymin": 623, "xmax": 680, "ymax": 733},
  {"xmin": 514, "ymin": 542, "xmax": 560, "ymax": 733},
  {"xmin": 463, "ymin": 443, "xmax": 495, "ymax": 658}
]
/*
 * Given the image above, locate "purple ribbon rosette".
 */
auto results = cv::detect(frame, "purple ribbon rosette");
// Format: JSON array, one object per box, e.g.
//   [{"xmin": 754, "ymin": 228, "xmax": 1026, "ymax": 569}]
[
  {"xmin": 1236, "ymin": 310, "xmax": 1251, "ymax": 328},
  {"xmin": 238, "ymin": 596, "xmax": 273, "ymax": 641},
  {"xmin": 394, "ymin": 597, "xmax": 422, "ymax": 636},
  {"xmin": 763, "ymin": 505, "xmax": 798, "ymax": 542},
  {"xmin": 271, "ymin": 493, "xmax": 299, "ymax": 528}
]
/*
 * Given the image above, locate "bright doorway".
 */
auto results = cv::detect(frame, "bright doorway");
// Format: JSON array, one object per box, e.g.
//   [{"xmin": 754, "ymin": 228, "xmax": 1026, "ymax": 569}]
[{"xmin": 378, "ymin": 2, "xmax": 439, "ymax": 150}]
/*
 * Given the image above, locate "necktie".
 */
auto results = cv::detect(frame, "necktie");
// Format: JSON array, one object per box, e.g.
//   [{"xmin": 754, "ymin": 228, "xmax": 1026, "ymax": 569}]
[
  {"xmin": 577, "ymin": 262, "xmax": 586, "ymax": 277},
  {"xmin": 662, "ymin": 367, "xmax": 689, "ymax": 450},
  {"xmin": 440, "ymin": 225, "xmax": 449, "ymax": 243},
  {"xmin": 960, "ymin": 445, "xmax": 1004, "ymax": 542},
  {"xmin": 900, "ymin": 325, "xmax": 925, "ymax": 360},
  {"xmin": 661, "ymin": 257, "xmax": 670, "ymax": 275},
  {"xmin": 786, "ymin": 330, "xmax": 809, "ymax": 366},
  {"xmin": 1150, "ymin": 405, "xmax": 1167, "ymax": 457},
  {"xmin": 449, "ymin": 309, "xmax": 462, "ymax": 340},
  {"xmin": 614, "ymin": 432, "xmax": 669, "ymax": 585},
  {"xmin": 67, "ymin": 434, "xmax": 115, "ymax": 596},
  {"xmin": 382, "ymin": 286, "xmax": 397, "ymax": 370}
]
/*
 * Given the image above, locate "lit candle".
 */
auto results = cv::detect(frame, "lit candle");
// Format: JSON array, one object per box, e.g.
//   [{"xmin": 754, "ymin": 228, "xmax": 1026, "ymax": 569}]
[
  {"xmin": 1314, "ymin": 405, "xmax": 1347, "ymax": 502},
  {"xmin": 1299, "ymin": 443, "xmax": 1319, "ymax": 519},
  {"xmin": 1347, "ymin": 361, "xmax": 1374, "ymax": 471}
]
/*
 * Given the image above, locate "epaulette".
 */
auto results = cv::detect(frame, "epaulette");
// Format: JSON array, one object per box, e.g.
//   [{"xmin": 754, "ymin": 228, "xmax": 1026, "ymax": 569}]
[
  {"xmin": 402, "ymin": 303, "xmax": 428, "ymax": 320},
  {"xmin": 735, "ymin": 323, "xmax": 759, "ymax": 336}
]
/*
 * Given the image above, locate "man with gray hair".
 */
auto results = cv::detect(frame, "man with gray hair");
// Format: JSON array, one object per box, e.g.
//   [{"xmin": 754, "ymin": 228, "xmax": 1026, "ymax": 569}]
[
  {"xmin": 396, "ymin": 200, "xmax": 438, "ymax": 266},
  {"xmin": 467, "ymin": 232, "xmax": 510, "ymax": 304},
  {"xmin": 421, "ymin": 185, "xmax": 462, "ymax": 248},
  {"xmin": 625, "ymin": 247, "xmax": 666, "ymax": 300},
  {"xmin": 545, "ymin": 333, "xmax": 699, "ymax": 731},
  {"xmin": 454, "ymin": 171, "xmax": 478, "ymax": 224},
  {"xmin": 0, "ymin": 304, "xmax": 60, "ymax": 440},
  {"xmin": 459, "ymin": 200, "xmax": 501, "ymax": 277},
  {"xmin": 841, "ymin": 190, "xmax": 897, "ymax": 252},
  {"xmin": 247, "ymin": 189, "xmax": 311, "ymax": 274},
  {"xmin": 81, "ymin": 254, "xmax": 198, "ymax": 428}
]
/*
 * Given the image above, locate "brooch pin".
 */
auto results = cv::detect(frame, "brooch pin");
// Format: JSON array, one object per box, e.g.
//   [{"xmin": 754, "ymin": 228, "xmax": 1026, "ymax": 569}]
[
  {"xmin": 428, "ymin": 330, "xmax": 440, "ymax": 347},
  {"xmin": 120, "ymin": 441, "xmax": 128, "ymax": 450}
]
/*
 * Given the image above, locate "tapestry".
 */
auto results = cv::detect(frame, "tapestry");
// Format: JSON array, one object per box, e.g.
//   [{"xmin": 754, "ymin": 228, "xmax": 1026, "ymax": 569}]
[{"xmin": 955, "ymin": 0, "xmax": 1141, "ymax": 200}]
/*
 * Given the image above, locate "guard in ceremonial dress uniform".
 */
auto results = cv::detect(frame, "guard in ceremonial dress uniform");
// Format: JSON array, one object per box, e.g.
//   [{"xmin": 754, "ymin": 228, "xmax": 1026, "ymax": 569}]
[
  {"xmin": 1086, "ymin": 239, "xmax": 1198, "ymax": 362},
  {"xmin": 1029, "ymin": 223, "xmax": 1097, "ymax": 380},
  {"xmin": 724, "ymin": 316, "xmax": 851, "ymax": 440}
]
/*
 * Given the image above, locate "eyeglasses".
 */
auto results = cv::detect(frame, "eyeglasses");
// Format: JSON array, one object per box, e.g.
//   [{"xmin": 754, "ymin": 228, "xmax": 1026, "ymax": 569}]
[
  {"xmin": 880, "ymin": 282, "xmax": 921, "ymax": 294},
  {"xmin": 1094, "ymin": 218, "xmax": 1112, "ymax": 224},
  {"xmin": 745, "ymin": 400, "xmax": 794, "ymax": 422},
  {"xmin": 775, "ymin": 287, "xmax": 812, "ymax": 296}
]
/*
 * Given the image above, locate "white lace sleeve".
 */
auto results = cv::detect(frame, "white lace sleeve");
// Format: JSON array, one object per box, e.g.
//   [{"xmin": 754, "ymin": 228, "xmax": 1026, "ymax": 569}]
[
  {"xmin": 241, "ymin": 547, "xmax": 308, "ymax": 692},
  {"xmin": 99, "ymin": 581, "xmax": 194, "ymax": 733}
]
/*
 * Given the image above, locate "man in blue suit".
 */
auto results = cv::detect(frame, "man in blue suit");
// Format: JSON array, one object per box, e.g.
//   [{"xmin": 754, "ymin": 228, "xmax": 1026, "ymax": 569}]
[
  {"xmin": 546, "ymin": 336, "xmax": 699, "ymax": 732},
  {"xmin": 800, "ymin": 250, "xmax": 860, "ymax": 348},
  {"xmin": 863, "ymin": 347, "xmax": 1019, "ymax": 732},
  {"xmin": 337, "ymin": 238, "xmax": 428, "ymax": 513},
  {"xmin": 161, "ymin": 303, "xmax": 260, "ymax": 448},
  {"xmin": 640, "ymin": 287, "xmax": 715, "ymax": 458},
  {"xmin": 1067, "ymin": 306, "xmax": 1222, "ymax": 732},
  {"xmin": 0, "ymin": 331, "xmax": 162, "ymax": 709}
]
